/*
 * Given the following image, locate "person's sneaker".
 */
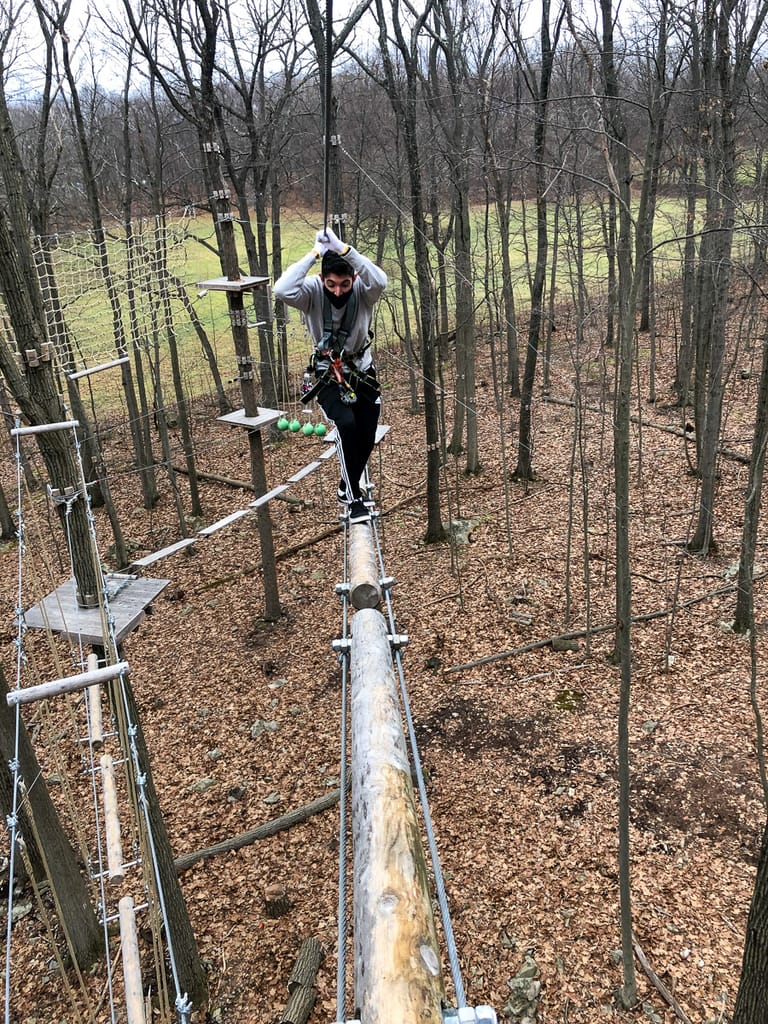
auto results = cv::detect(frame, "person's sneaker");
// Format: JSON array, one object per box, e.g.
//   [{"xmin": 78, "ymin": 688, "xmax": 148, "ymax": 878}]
[
  {"xmin": 337, "ymin": 481, "xmax": 348, "ymax": 503},
  {"xmin": 348, "ymin": 499, "xmax": 371, "ymax": 524}
]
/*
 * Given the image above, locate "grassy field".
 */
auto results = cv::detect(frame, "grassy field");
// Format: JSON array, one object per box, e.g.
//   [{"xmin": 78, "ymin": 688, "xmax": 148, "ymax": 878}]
[{"xmin": 26, "ymin": 193, "xmax": 716, "ymax": 423}]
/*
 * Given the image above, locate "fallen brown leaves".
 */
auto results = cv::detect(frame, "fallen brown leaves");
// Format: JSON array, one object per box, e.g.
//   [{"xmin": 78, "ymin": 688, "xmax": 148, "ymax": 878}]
[{"xmin": 0, "ymin": 340, "xmax": 764, "ymax": 1024}]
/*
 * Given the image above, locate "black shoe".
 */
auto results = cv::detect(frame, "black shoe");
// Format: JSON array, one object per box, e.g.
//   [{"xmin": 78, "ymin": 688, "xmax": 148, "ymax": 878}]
[
  {"xmin": 348, "ymin": 499, "xmax": 371, "ymax": 524},
  {"xmin": 337, "ymin": 481, "xmax": 348, "ymax": 503}
]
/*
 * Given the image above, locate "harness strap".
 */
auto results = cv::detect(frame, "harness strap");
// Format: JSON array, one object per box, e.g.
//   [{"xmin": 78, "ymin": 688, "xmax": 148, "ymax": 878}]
[{"xmin": 322, "ymin": 289, "xmax": 359, "ymax": 357}]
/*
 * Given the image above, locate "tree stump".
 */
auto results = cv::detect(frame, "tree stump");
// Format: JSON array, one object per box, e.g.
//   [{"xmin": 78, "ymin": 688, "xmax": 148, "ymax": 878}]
[{"xmin": 264, "ymin": 882, "xmax": 290, "ymax": 919}]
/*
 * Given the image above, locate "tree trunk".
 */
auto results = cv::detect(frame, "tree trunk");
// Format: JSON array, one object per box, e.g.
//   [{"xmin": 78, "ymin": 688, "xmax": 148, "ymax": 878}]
[
  {"xmin": 57, "ymin": 27, "xmax": 158, "ymax": 512},
  {"xmin": 734, "ymin": 820, "xmax": 768, "ymax": 1022},
  {"xmin": 512, "ymin": 3, "xmax": 559, "ymax": 481},
  {"xmin": 0, "ymin": 476, "xmax": 15, "ymax": 539},
  {"xmin": 100, "ymin": 652, "xmax": 208, "ymax": 1008},
  {"xmin": 0, "ymin": 665, "xmax": 101, "ymax": 968},
  {"xmin": 0, "ymin": 59, "xmax": 99, "ymax": 605},
  {"xmin": 734, "ymin": 334, "xmax": 768, "ymax": 632},
  {"xmin": 373, "ymin": 0, "xmax": 444, "ymax": 542},
  {"xmin": 597, "ymin": 0, "xmax": 639, "ymax": 1006}
]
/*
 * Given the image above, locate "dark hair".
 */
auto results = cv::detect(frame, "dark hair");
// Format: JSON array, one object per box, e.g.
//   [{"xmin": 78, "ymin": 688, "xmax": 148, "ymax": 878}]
[{"xmin": 321, "ymin": 252, "xmax": 354, "ymax": 278}]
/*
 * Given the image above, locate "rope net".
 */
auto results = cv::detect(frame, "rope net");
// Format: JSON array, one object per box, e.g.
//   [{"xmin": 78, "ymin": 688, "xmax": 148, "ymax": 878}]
[{"xmin": 35, "ymin": 216, "xmax": 209, "ymax": 360}]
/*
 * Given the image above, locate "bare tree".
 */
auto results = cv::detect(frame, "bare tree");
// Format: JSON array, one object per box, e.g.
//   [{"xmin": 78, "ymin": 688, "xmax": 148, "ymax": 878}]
[
  {"xmin": 688, "ymin": 0, "xmax": 768, "ymax": 554},
  {"xmin": 422, "ymin": 0, "xmax": 480, "ymax": 473},
  {"xmin": 369, "ymin": 0, "xmax": 445, "ymax": 541},
  {"xmin": 0, "ymin": 14, "xmax": 98, "ymax": 606},
  {"xmin": 506, "ymin": 0, "xmax": 563, "ymax": 482},
  {"xmin": 37, "ymin": 0, "xmax": 160, "ymax": 512}
]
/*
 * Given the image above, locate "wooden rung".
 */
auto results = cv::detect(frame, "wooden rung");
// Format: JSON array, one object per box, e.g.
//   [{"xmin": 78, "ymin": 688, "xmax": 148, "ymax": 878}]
[
  {"xmin": 7, "ymin": 661, "xmax": 129, "ymax": 706},
  {"xmin": 287, "ymin": 461, "xmax": 321, "ymax": 484},
  {"xmin": 11, "ymin": 419, "xmax": 79, "ymax": 437},
  {"xmin": 249, "ymin": 484, "xmax": 289, "ymax": 509},
  {"xmin": 197, "ymin": 508, "xmax": 251, "ymax": 536},
  {"xmin": 129, "ymin": 537, "xmax": 197, "ymax": 568},
  {"xmin": 69, "ymin": 356, "xmax": 129, "ymax": 380},
  {"xmin": 323, "ymin": 423, "xmax": 390, "ymax": 447},
  {"xmin": 86, "ymin": 654, "xmax": 104, "ymax": 749},
  {"xmin": 101, "ymin": 754, "xmax": 124, "ymax": 885},
  {"xmin": 118, "ymin": 896, "xmax": 146, "ymax": 1024}
]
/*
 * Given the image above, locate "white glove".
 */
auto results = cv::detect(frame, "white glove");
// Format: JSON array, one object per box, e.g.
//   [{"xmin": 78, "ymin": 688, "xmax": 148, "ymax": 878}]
[
  {"xmin": 313, "ymin": 231, "xmax": 330, "ymax": 257},
  {"xmin": 316, "ymin": 226, "xmax": 347, "ymax": 254}
]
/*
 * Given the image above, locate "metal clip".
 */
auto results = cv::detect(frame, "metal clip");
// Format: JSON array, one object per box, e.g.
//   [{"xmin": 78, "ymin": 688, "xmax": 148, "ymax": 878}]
[
  {"xmin": 443, "ymin": 1008, "xmax": 497, "ymax": 1024},
  {"xmin": 387, "ymin": 633, "xmax": 409, "ymax": 650},
  {"xmin": 230, "ymin": 309, "xmax": 249, "ymax": 327},
  {"xmin": 203, "ymin": 141, "xmax": 221, "ymax": 154}
]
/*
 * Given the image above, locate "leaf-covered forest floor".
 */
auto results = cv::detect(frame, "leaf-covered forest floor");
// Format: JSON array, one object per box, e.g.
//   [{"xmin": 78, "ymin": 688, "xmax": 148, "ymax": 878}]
[{"xmin": 0, "ymin": 325, "xmax": 766, "ymax": 1024}]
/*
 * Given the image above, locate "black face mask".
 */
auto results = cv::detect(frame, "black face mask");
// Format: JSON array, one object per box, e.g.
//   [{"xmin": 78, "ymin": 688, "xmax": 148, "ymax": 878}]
[{"xmin": 326, "ymin": 289, "xmax": 353, "ymax": 309}]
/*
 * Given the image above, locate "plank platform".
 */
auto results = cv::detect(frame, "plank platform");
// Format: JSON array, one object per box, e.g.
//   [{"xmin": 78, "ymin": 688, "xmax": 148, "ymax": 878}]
[
  {"xmin": 323, "ymin": 424, "xmax": 391, "ymax": 445},
  {"xmin": 130, "ymin": 537, "xmax": 197, "ymax": 568},
  {"xmin": 24, "ymin": 575, "xmax": 170, "ymax": 645},
  {"xmin": 197, "ymin": 508, "xmax": 251, "ymax": 537},
  {"xmin": 217, "ymin": 408, "xmax": 284, "ymax": 431},
  {"xmin": 287, "ymin": 461, "xmax": 322, "ymax": 483},
  {"xmin": 250, "ymin": 484, "xmax": 289, "ymax": 509},
  {"xmin": 197, "ymin": 275, "xmax": 269, "ymax": 292}
]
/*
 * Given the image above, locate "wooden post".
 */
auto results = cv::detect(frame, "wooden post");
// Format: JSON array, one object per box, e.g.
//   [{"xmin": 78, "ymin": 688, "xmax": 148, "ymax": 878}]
[
  {"xmin": 349, "ymin": 523, "xmax": 382, "ymax": 610},
  {"xmin": 86, "ymin": 653, "xmax": 104, "ymax": 749},
  {"xmin": 6, "ymin": 660, "xmax": 130, "ymax": 706},
  {"xmin": 101, "ymin": 754, "xmax": 124, "ymax": 885},
  {"xmin": 119, "ymin": 895, "xmax": 146, "ymax": 1024},
  {"xmin": 350, "ymin": 609, "xmax": 445, "ymax": 1024}
]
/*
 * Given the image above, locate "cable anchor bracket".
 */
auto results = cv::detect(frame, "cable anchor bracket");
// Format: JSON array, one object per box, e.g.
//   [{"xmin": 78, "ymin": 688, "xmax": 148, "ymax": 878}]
[{"xmin": 443, "ymin": 1008, "xmax": 498, "ymax": 1024}]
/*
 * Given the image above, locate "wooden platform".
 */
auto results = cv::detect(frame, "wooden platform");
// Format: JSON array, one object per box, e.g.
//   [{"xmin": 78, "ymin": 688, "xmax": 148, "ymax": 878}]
[
  {"xmin": 198, "ymin": 275, "xmax": 269, "ymax": 293},
  {"xmin": 24, "ymin": 575, "xmax": 170, "ymax": 646},
  {"xmin": 217, "ymin": 408, "xmax": 284, "ymax": 431}
]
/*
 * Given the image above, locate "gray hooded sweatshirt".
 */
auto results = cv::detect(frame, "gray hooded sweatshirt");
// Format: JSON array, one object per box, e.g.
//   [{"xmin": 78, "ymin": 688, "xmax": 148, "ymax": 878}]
[{"xmin": 273, "ymin": 247, "xmax": 387, "ymax": 372}]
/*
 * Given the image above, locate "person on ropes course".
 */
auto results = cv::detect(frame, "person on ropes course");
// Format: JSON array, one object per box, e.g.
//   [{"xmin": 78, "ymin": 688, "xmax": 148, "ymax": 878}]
[{"xmin": 274, "ymin": 227, "xmax": 387, "ymax": 524}]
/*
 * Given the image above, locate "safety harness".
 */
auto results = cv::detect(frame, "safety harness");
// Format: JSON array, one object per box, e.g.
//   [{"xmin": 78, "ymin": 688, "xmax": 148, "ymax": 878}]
[{"xmin": 301, "ymin": 288, "xmax": 379, "ymax": 406}]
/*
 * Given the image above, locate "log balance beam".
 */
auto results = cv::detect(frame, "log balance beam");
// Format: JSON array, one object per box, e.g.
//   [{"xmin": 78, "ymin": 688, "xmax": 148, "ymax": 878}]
[{"xmin": 350, "ymin": 608, "xmax": 445, "ymax": 1024}]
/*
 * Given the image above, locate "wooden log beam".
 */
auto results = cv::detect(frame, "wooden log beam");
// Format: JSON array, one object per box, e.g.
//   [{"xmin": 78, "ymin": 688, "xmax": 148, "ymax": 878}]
[
  {"xmin": 101, "ymin": 753, "xmax": 124, "ymax": 885},
  {"xmin": 350, "ymin": 609, "xmax": 445, "ymax": 1024},
  {"xmin": 349, "ymin": 522, "xmax": 381, "ymax": 610},
  {"xmin": 86, "ymin": 653, "xmax": 104, "ymax": 749},
  {"xmin": 119, "ymin": 895, "xmax": 146, "ymax": 1024},
  {"xmin": 7, "ymin": 660, "xmax": 130, "ymax": 706}
]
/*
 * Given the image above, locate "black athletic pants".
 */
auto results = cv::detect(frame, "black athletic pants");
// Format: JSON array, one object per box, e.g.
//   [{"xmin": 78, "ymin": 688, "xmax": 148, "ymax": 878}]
[{"xmin": 316, "ymin": 373, "xmax": 380, "ymax": 502}]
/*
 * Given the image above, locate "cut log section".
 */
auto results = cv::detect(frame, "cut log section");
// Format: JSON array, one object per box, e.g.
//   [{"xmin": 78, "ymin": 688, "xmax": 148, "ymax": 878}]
[
  {"xmin": 279, "ymin": 937, "xmax": 324, "ymax": 1024},
  {"xmin": 349, "ymin": 523, "xmax": 381, "ymax": 609},
  {"xmin": 119, "ymin": 895, "xmax": 146, "ymax": 1024},
  {"xmin": 101, "ymin": 753, "xmax": 124, "ymax": 885},
  {"xmin": 350, "ymin": 608, "xmax": 445, "ymax": 1024},
  {"xmin": 86, "ymin": 654, "xmax": 104, "ymax": 749}
]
